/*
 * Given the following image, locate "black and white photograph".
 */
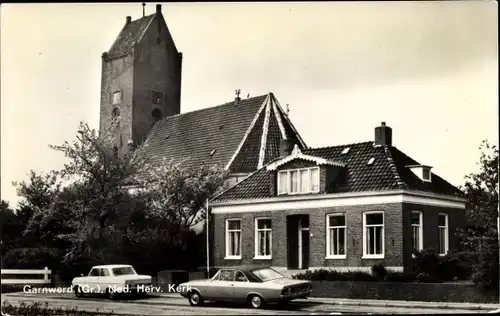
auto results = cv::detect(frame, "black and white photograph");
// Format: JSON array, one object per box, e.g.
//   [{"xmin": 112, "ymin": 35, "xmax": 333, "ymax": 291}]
[{"xmin": 1, "ymin": 1, "xmax": 498, "ymax": 315}]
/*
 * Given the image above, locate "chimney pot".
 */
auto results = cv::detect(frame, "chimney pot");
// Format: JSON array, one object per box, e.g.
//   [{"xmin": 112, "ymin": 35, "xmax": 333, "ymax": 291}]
[
  {"xmin": 126, "ymin": 16, "xmax": 132, "ymax": 23},
  {"xmin": 374, "ymin": 122, "xmax": 392, "ymax": 147},
  {"xmin": 156, "ymin": 4, "xmax": 161, "ymax": 12}
]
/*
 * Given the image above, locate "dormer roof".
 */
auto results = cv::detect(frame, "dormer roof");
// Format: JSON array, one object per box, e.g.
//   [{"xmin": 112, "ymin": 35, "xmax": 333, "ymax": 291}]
[{"xmin": 266, "ymin": 144, "xmax": 345, "ymax": 171}]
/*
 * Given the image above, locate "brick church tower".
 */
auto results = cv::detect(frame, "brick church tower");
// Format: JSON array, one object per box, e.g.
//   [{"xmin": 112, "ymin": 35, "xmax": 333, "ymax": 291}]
[{"xmin": 99, "ymin": 4, "xmax": 182, "ymax": 156}]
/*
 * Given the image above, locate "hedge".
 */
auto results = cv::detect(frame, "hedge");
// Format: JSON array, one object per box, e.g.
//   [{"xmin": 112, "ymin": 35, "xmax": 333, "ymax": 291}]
[{"xmin": 292, "ymin": 269, "xmax": 444, "ymax": 283}]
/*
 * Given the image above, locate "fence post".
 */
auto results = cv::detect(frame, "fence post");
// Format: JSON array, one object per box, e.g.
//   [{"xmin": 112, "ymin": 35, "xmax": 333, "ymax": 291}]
[{"xmin": 44, "ymin": 267, "xmax": 49, "ymax": 282}]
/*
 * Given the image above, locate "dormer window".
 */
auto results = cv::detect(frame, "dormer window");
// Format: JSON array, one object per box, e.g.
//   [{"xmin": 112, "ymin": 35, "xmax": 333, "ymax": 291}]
[
  {"xmin": 277, "ymin": 167, "xmax": 320, "ymax": 195},
  {"xmin": 407, "ymin": 165, "xmax": 432, "ymax": 182}
]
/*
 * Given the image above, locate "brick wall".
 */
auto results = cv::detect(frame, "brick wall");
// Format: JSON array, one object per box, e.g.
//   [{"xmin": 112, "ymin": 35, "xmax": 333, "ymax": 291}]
[
  {"xmin": 99, "ymin": 54, "xmax": 135, "ymax": 157},
  {"xmin": 402, "ymin": 203, "xmax": 466, "ymax": 269},
  {"xmin": 211, "ymin": 202, "xmax": 404, "ymax": 269},
  {"xmin": 133, "ymin": 14, "xmax": 182, "ymax": 146},
  {"xmin": 310, "ymin": 280, "xmax": 498, "ymax": 303}
]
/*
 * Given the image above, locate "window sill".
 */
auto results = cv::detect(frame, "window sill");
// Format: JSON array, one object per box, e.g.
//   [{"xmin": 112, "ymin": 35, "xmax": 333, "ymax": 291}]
[
  {"xmin": 253, "ymin": 256, "xmax": 272, "ymax": 260},
  {"xmin": 362, "ymin": 255, "xmax": 384, "ymax": 259},
  {"xmin": 439, "ymin": 253, "xmax": 447, "ymax": 257},
  {"xmin": 326, "ymin": 255, "xmax": 347, "ymax": 260},
  {"xmin": 225, "ymin": 256, "xmax": 242, "ymax": 260}
]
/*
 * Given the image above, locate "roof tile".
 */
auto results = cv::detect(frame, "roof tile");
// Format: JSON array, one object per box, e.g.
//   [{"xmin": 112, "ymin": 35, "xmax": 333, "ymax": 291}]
[{"xmin": 212, "ymin": 141, "xmax": 463, "ymax": 203}]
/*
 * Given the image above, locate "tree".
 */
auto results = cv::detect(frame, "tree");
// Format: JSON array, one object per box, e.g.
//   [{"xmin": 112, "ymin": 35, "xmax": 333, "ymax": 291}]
[
  {"xmin": 459, "ymin": 140, "xmax": 499, "ymax": 291},
  {"xmin": 14, "ymin": 121, "xmax": 229, "ymax": 278},
  {"xmin": 0, "ymin": 200, "xmax": 23, "ymax": 255},
  {"xmin": 135, "ymin": 158, "xmax": 229, "ymax": 229}
]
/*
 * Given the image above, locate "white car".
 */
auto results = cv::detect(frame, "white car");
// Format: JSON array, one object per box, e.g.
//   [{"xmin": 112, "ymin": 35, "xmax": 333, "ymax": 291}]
[{"xmin": 71, "ymin": 264, "xmax": 152, "ymax": 300}]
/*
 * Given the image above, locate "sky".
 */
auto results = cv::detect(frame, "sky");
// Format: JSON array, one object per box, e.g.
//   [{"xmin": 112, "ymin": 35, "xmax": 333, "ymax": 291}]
[{"xmin": 1, "ymin": 1, "xmax": 498, "ymax": 208}]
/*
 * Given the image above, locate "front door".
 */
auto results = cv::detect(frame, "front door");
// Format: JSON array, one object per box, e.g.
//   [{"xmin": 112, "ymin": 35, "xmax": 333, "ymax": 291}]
[
  {"xmin": 298, "ymin": 216, "xmax": 310, "ymax": 269},
  {"xmin": 287, "ymin": 215, "xmax": 310, "ymax": 270}
]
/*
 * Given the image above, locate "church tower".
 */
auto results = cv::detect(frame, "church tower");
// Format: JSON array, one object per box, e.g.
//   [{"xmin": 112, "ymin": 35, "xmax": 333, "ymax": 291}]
[{"xmin": 99, "ymin": 4, "xmax": 182, "ymax": 156}]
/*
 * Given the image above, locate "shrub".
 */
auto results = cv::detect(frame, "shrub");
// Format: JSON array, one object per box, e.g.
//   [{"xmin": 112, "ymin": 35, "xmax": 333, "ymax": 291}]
[
  {"xmin": 412, "ymin": 248, "xmax": 439, "ymax": 276},
  {"xmin": 292, "ymin": 269, "xmax": 446, "ymax": 283},
  {"xmin": 371, "ymin": 263, "xmax": 387, "ymax": 280},
  {"xmin": 438, "ymin": 252, "xmax": 473, "ymax": 281},
  {"xmin": 293, "ymin": 269, "xmax": 375, "ymax": 282},
  {"xmin": 413, "ymin": 249, "xmax": 473, "ymax": 282}
]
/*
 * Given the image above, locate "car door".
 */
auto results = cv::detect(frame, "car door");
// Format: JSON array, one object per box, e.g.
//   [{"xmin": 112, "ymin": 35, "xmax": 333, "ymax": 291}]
[
  {"xmin": 98, "ymin": 268, "xmax": 112, "ymax": 293},
  {"xmin": 207, "ymin": 269, "xmax": 235, "ymax": 301},
  {"xmin": 232, "ymin": 270, "xmax": 253, "ymax": 302},
  {"xmin": 87, "ymin": 268, "xmax": 100, "ymax": 292}
]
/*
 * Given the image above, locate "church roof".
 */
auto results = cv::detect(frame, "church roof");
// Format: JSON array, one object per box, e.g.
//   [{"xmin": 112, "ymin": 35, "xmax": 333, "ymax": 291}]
[
  {"xmin": 107, "ymin": 14, "xmax": 156, "ymax": 59},
  {"xmin": 211, "ymin": 141, "xmax": 464, "ymax": 203},
  {"xmin": 136, "ymin": 93, "xmax": 307, "ymax": 173}
]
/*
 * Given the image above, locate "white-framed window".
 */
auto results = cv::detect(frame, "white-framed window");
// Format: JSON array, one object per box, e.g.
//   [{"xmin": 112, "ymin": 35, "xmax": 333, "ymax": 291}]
[
  {"xmin": 112, "ymin": 91, "xmax": 122, "ymax": 105},
  {"xmin": 411, "ymin": 211, "xmax": 423, "ymax": 255},
  {"xmin": 326, "ymin": 213, "xmax": 346, "ymax": 259},
  {"xmin": 363, "ymin": 211, "xmax": 384, "ymax": 259},
  {"xmin": 277, "ymin": 167, "xmax": 320, "ymax": 195},
  {"xmin": 254, "ymin": 218, "xmax": 272, "ymax": 259},
  {"xmin": 225, "ymin": 219, "xmax": 242, "ymax": 259},
  {"xmin": 438, "ymin": 213, "xmax": 449, "ymax": 256}
]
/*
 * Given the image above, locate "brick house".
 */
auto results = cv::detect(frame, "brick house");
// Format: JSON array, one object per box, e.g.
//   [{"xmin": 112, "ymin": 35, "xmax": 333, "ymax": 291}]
[{"xmin": 208, "ymin": 122, "xmax": 467, "ymax": 272}]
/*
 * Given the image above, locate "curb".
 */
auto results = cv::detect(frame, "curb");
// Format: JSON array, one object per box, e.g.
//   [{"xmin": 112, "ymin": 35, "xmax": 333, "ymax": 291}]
[
  {"xmin": 305, "ymin": 297, "xmax": 498, "ymax": 311},
  {"xmin": 153, "ymin": 293, "xmax": 498, "ymax": 311}
]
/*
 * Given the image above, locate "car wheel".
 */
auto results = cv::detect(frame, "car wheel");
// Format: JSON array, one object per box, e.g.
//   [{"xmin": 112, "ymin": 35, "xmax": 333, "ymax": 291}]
[
  {"xmin": 248, "ymin": 294, "xmax": 264, "ymax": 309},
  {"xmin": 188, "ymin": 291, "xmax": 204, "ymax": 306},
  {"xmin": 107, "ymin": 288, "xmax": 118, "ymax": 300},
  {"xmin": 74, "ymin": 286, "xmax": 84, "ymax": 298}
]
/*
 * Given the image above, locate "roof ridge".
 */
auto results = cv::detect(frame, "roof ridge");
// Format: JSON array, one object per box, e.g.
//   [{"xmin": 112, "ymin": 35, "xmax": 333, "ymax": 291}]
[
  {"xmin": 382, "ymin": 145, "xmax": 407, "ymax": 189},
  {"xmin": 153, "ymin": 94, "xmax": 269, "ymax": 125},
  {"xmin": 305, "ymin": 141, "xmax": 373, "ymax": 151}
]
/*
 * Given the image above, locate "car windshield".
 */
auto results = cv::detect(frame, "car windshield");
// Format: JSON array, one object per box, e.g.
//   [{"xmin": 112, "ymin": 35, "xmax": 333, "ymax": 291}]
[
  {"xmin": 112, "ymin": 267, "xmax": 136, "ymax": 276},
  {"xmin": 252, "ymin": 268, "xmax": 285, "ymax": 281}
]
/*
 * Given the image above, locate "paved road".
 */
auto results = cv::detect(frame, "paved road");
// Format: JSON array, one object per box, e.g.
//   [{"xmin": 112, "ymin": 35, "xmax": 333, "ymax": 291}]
[{"xmin": 1, "ymin": 292, "xmax": 483, "ymax": 315}]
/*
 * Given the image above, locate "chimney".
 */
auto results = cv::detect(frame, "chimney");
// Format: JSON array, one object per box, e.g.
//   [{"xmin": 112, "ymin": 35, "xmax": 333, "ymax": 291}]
[
  {"xmin": 280, "ymin": 139, "xmax": 295, "ymax": 157},
  {"xmin": 156, "ymin": 4, "xmax": 162, "ymax": 13},
  {"xmin": 234, "ymin": 89, "xmax": 241, "ymax": 103},
  {"xmin": 126, "ymin": 16, "xmax": 132, "ymax": 24},
  {"xmin": 374, "ymin": 122, "xmax": 392, "ymax": 147}
]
